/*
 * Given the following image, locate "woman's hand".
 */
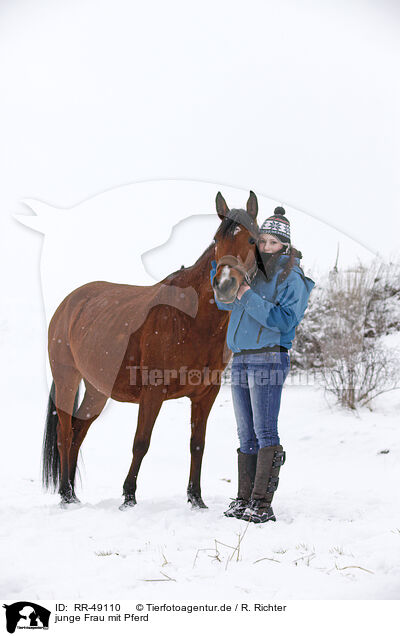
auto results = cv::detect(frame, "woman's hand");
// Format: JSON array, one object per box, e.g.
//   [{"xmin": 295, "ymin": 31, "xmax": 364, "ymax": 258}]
[{"xmin": 236, "ymin": 283, "xmax": 250, "ymax": 300}]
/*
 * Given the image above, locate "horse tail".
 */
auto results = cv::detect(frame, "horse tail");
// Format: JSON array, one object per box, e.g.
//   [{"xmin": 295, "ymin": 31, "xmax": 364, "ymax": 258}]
[{"xmin": 41, "ymin": 380, "xmax": 80, "ymax": 492}]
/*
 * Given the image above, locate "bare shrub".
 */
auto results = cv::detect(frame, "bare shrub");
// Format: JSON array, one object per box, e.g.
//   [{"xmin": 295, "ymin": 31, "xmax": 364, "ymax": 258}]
[{"xmin": 319, "ymin": 258, "xmax": 400, "ymax": 409}]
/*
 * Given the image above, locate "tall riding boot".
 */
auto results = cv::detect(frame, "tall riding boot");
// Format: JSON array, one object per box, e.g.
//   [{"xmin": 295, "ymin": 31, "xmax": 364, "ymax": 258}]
[
  {"xmin": 223, "ymin": 449, "xmax": 257, "ymax": 518},
  {"xmin": 241, "ymin": 445, "xmax": 286, "ymax": 523}
]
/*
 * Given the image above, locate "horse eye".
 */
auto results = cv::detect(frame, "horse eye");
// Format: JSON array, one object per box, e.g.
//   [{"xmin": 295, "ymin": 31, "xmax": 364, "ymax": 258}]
[{"xmin": 248, "ymin": 237, "xmax": 256, "ymax": 244}]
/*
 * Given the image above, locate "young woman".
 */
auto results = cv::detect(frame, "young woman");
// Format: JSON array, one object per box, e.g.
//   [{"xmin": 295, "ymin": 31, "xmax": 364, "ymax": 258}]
[{"xmin": 211, "ymin": 207, "xmax": 315, "ymax": 523}]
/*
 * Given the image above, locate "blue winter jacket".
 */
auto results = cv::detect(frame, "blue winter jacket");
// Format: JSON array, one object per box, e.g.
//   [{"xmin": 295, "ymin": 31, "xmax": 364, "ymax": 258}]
[{"xmin": 210, "ymin": 255, "xmax": 315, "ymax": 352}]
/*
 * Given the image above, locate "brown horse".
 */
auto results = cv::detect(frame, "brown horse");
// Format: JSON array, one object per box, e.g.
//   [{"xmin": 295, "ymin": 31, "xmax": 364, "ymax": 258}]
[{"xmin": 42, "ymin": 191, "xmax": 259, "ymax": 509}]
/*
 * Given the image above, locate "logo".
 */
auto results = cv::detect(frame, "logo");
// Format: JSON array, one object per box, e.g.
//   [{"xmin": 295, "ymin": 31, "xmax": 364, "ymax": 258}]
[{"xmin": 2, "ymin": 603, "xmax": 51, "ymax": 633}]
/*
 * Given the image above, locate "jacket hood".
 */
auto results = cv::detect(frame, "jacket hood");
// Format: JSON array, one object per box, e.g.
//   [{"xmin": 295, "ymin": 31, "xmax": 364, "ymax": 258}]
[
  {"xmin": 277, "ymin": 254, "xmax": 300, "ymax": 266},
  {"xmin": 277, "ymin": 254, "xmax": 315, "ymax": 292},
  {"xmin": 258, "ymin": 252, "xmax": 299, "ymax": 271}
]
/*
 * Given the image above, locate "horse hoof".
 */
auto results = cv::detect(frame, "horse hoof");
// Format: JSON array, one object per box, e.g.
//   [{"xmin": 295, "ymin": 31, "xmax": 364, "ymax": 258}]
[
  {"xmin": 187, "ymin": 495, "xmax": 208, "ymax": 509},
  {"xmin": 59, "ymin": 495, "xmax": 81, "ymax": 508},
  {"xmin": 59, "ymin": 499, "xmax": 77, "ymax": 508},
  {"xmin": 119, "ymin": 496, "xmax": 137, "ymax": 511}
]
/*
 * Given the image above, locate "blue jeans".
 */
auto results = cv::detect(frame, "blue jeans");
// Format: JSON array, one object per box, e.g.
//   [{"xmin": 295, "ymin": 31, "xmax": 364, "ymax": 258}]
[{"xmin": 231, "ymin": 351, "xmax": 290, "ymax": 453}]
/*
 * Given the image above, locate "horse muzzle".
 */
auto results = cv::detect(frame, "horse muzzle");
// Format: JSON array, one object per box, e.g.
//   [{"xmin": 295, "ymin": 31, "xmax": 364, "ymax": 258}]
[
  {"xmin": 213, "ymin": 255, "xmax": 257, "ymax": 303},
  {"xmin": 213, "ymin": 274, "xmax": 239, "ymax": 304}
]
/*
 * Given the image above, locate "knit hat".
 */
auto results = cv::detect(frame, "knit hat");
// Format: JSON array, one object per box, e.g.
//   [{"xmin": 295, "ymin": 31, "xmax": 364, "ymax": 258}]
[{"xmin": 259, "ymin": 206, "xmax": 291, "ymax": 244}]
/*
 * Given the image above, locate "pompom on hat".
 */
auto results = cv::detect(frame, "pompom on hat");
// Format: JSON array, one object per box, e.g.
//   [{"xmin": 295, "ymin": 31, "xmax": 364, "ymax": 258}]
[{"xmin": 259, "ymin": 206, "xmax": 291, "ymax": 245}]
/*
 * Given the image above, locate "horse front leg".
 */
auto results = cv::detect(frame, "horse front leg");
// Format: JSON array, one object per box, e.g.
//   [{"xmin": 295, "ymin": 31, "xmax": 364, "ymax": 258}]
[
  {"xmin": 119, "ymin": 387, "xmax": 164, "ymax": 510},
  {"xmin": 188, "ymin": 385, "xmax": 221, "ymax": 509}
]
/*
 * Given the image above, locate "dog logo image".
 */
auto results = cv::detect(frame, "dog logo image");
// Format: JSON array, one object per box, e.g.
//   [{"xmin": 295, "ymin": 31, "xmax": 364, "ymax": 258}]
[{"xmin": 2, "ymin": 602, "xmax": 51, "ymax": 633}]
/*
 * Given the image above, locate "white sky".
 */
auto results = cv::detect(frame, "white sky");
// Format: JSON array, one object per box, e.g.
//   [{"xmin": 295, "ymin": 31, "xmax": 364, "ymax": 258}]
[{"xmin": 0, "ymin": 0, "xmax": 399, "ymax": 306}]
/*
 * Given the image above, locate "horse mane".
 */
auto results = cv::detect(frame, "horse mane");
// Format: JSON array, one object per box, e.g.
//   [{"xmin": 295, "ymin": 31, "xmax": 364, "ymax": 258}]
[{"xmin": 161, "ymin": 242, "xmax": 215, "ymax": 285}]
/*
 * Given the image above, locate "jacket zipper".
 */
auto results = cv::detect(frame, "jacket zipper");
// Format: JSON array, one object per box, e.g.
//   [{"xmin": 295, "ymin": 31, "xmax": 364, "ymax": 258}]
[
  {"xmin": 256, "ymin": 326, "xmax": 263, "ymax": 343},
  {"xmin": 233, "ymin": 309, "xmax": 244, "ymax": 345}
]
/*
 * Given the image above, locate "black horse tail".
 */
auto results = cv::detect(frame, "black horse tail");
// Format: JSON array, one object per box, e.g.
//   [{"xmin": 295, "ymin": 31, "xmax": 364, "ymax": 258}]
[{"xmin": 41, "ymin": 381, "xmax": 80, "ymax": 492}]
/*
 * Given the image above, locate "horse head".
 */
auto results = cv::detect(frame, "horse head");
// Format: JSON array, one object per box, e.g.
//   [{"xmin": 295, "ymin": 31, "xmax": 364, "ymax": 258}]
[{"xmin": 212, "ymin": 190, "xmax": 259, "ymax": 303}]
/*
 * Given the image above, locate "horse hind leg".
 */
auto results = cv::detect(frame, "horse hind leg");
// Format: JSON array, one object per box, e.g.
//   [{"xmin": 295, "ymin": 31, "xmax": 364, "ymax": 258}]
[
  {"xmin": 52, "ymin": 364, "xmax": 82, "ymax": 505},
  {"xmin": 69, "ymin": 380, "xmax": 108, "ymax": 500}
]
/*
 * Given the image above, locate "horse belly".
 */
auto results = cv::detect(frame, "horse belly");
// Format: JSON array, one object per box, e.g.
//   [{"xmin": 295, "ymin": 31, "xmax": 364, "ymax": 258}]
[
  {"xmin": 69, "ymin": 317, "xmax": 135, "ymax": 398},
  {"xmin": 136, "ymin": 340, "xmax": 226, "ymax": 399}
]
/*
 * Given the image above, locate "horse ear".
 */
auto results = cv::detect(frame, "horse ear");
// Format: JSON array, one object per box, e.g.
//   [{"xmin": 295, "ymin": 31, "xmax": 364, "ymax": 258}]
[
  {"xmin": 216, "ymin": 192, "xmax": 229, "ymax": 220},
  {"xmin": 246, "ymin": 191, "xmax": 258, "ymax": 219}
]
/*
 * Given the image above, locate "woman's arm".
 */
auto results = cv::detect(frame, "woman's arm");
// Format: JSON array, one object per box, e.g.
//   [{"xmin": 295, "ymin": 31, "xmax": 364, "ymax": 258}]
[
  {"xmin": 215, "ymin": 298, "xmax": 237, "ymax": 311},
  {"xmin": 236, "ymin": 276, "xmax": 309, "ymax": 332}
]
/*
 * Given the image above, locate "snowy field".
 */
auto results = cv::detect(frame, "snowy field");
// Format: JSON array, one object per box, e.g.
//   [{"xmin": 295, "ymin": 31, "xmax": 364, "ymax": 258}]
[{"xmin": 1, "ymin": 374, "xmax": 399, "ymax": 601}]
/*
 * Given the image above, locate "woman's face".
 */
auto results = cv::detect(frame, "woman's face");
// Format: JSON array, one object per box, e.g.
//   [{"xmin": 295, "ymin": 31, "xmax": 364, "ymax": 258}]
[{"xmin": 257, "ymin": 234, "xmax": 285, "ymax": 254}]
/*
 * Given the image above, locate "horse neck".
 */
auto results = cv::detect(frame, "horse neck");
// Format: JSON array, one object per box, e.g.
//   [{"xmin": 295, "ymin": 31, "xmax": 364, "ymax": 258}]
[
  {"xmin": 163, "ymin": 243, "xmax": 225, "ymax": 320},
  {"xmin": 190, "ymin": 245, "xmax": 219, "ymax": 316}
]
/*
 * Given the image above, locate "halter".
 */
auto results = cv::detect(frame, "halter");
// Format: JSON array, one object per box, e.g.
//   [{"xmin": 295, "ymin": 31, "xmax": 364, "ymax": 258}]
[
  {"xmin": 215, "ymin": 208, "xmax": 259, "ymax": 285},
  {"xmin": 216, "ymin": 254, "xmax": 258, "ymax": 285}
]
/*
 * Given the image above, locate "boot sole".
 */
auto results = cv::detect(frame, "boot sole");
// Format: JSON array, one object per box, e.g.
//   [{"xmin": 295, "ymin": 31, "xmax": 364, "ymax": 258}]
[
  {"xmin": 242, "ymin": 511, "xmax": 276, "ymax": 523},
  {"xmin": 224, "ymin": 512, "xmax": 245, "ymax": 519}
]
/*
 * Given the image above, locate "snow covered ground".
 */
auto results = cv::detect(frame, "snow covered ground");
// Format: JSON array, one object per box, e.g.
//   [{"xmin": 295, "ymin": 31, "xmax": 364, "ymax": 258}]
[
  {"xmin": 2, "ymin": 179, "xmax": 399, "ymax": 603},
  {"xmin": 1, "ymin": 374, "xmax": 399, "ymax": 601}
]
